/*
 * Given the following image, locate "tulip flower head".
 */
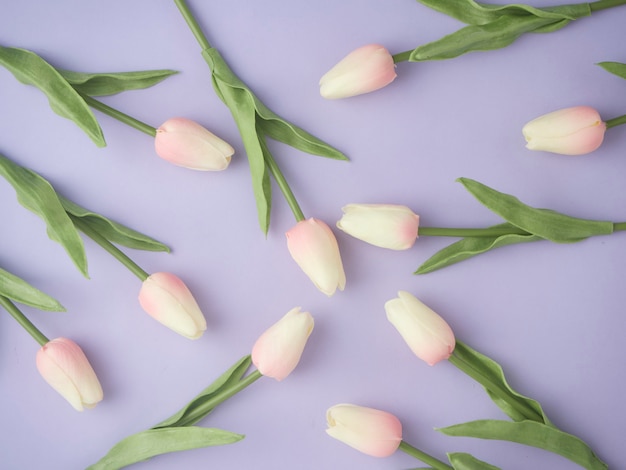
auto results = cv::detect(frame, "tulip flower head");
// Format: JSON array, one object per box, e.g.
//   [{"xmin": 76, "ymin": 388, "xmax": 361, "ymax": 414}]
[
  {"xmin": 319, "ymin": 44, "xmax": 397, "ymax": 99},
  {"xmin": 251, "ymin": 307, "xmax": 314, "ymax": 381},
  {"xmin": 36, "ymin": 337, "xmax": 103, "ymax": 411},
  {"xmin": 337, "ymin": 203, "xmax": 419, "ymax": 250},
  {"xmin": 326, "ymin": 404, "xmax": 402, "ymax": 457},
  {"xmin": 286, "ymin": 218, "xmax": 346, "ymax": 296},
  {"xmin": 154, "ymin": 117, "xmax": 234, "ymax": 170},
  {"xmin": 138, "ymin": 272, "xmax": 207, "ymax": 340},
  {"xmin": 522, "ymin": 106, "xmax": 606, "ymax": 155},
  {"xmin": 385, "ymin": 291, "xmax": 455, "ymax": 365}
]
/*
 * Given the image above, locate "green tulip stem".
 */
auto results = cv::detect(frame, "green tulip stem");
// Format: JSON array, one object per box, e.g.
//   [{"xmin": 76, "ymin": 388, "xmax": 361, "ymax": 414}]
[
  {"xmin": 448, "ymin": 342, "xmax": 545, "ymax": 423},
  {"xmin": 420, "ymin": 222, "xmax": 626, "ymax": 238},
  {"xmin": 173, "ymin": 0, "xmax": 212, "ymax": 50},
  {"xmin": 71, "ymin": 216, "xmax": 149, "ymax": 281},
  {"xmin": 398, "ymin": 441, "xmax": 453, "ymax": 470},
  {"xmin": 260, "ymin": 137, "xmax": 306, "ymax": 223},
  {"xmin": 590, "ymin": 0, "xmax": 626, "ymax": 12},
  {"xmin": 81, "ymin": 94, "xmax": 157, "ymax": 137},
  {"xmin": 173, "ymin": 369, "xmax": 263, "ymax": 427},
  {"xmin": 605, "ymin": 113, "xmax": 626, "ymax": 129},
  {"xmin": 0, "ymin": 295, "xmax": 49, "ymax": 346}
]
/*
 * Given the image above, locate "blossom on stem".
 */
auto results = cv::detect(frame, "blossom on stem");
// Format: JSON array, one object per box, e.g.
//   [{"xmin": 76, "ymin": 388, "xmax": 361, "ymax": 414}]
[
  {"xmin": 251, "ymin": 307, "xmax": 314, "ymax": 381},
  {"xmin": 522, "ymin": 106, "xmax": 606, "ymax": 155},
  {"xmin": 154, "ymin": 117, "xmax": 234, "ymax": 170},
  {"xmin": 286, "ymin": 218, "xmax": 346, "ymax": 296},
  {"xmin": 319, "ymin": 44, "xmax": 397, "ymax": 99},
  {"xmin": 36, "ymin": 337, "xmax": 103, "ymax": 411},
  {"xmin": 138, "ymin": 272, "xmax": 207, "ymax": 340},
  {"xmin": 326, "ymin": 404, "xmax": 402, "ymax": 457},
  {"xmin": 385, "ymin": 291, "xmax": 455, "ymax": 365},
  {"xmin": 337, "ymin": 203, "xmax": 419, "ymax": 250}
]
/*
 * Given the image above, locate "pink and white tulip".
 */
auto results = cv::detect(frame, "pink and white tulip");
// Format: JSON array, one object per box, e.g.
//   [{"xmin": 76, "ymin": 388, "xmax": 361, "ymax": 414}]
[
  {"xmin": 286, "ymin": 218, "xmax": 346, "ymax": 296},
  {"xmin": 385, "ymin": 291, "xmax": 455, "ymax": 365},
  {"xmin": 337, "ymin": 204, "xmax": 419, "ymax": 250},
  {"xmin": 326, "ymin": 404, "xmax": 403, "ymax": 457},
  {"xmin": 522, "ymin": 106, "xmax": 606, "ymax": 155},
  {"xmin": 251, "ymin": 307, "xmax": 314, "ymax": 381},
  {"xmin": 154, "ymin": 117, "xmax": 234, "ymax": 170},
  {"xmin": 36, "ymin": 337, "xmax": 103, "ymax": 411},
  {"xmin": 319, "ymin": 44, "xmax": 397, "ymax": 99},
  {"xmin": 138, "ymin": 272, "xmax": 207, "ymax": 340}
]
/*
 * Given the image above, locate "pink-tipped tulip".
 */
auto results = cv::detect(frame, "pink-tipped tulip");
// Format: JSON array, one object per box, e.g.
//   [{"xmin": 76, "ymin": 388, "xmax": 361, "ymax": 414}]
[
  {"xmin": 326, "ymin": 404, "xmax": 402, "ymax": 457},
  {"xmin": 36, "ymin": 337, "xmax": 103, "ymax": 411},
  {"xmin": 337, "ymin": 204, "xmax": 419, "ymax": 250},
  {"xmin": 385, "ymin": 291, "xmax": 455, "ymax": 365},
  {"xmin": 522, "ymin": 106, "xmax": 606, "ymax": 155},
  {"xmin": 154, "ymin": 117, "xmax": 234, "ymax": 170},
  {"xmin": 138, "ymin": 272, "xmax": 207, "ymax": 340},
  {"xmin": 319, "ymin": 44, "xmax": 397, "ymax": 99},
  {"xmin": 286, "ymin": 218, "xmax": 346, "ymax": 296},
  {"xmin": 251, "ymin": 307, "xmax": 314, "ymax": 381}
]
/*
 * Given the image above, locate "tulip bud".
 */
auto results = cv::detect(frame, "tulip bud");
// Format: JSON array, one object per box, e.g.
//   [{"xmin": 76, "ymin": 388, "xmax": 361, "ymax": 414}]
[
  {"xmin": 319, "ymin": 44, "xmax": 397, "ymax": 99},
  {"xmin": 326, "ymin": 404, "xmax": 402, "ymax": 457},
  {"xmin": 337, "ymin": 204, "xmax": 419, "ymax": 250},
  {"xmin": 385, "ymin": 291, "xmax": 455, "ymax": 365},
  {"xmin": 138, "ymin": 272, "xmax": 207, "ymax": 340},
  {"xmin": 154, "ymin": 117, "xmax": 234, "ymax": 170},
  {"xmin": 286, "ymin": 218, "xmax": 346, "ymax": 296},
  {"xmin": 251, "ymin": 307, "xmax": 314, "ymax": 381},
  {"xmin": 522, "ymin": 106, "xmax": 606, "ymax": 155},
  {"xmin": 36, "ymin": 337, "xmax": 103, "ymax": 411}
]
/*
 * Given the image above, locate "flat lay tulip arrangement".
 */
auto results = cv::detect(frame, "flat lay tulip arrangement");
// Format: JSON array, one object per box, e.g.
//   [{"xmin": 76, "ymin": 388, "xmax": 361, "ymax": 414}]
[{"xmin": 1, "ymin": 0, "xmax": 624, "ymax": 469}]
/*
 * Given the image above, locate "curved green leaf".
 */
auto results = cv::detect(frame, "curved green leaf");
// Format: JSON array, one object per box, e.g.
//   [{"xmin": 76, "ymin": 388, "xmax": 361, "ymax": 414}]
[
  {"xmin": 87, "ymin": 427, "xmax": 243, "ymax": 470},
  {"xmin": 58, "ymin": 68, "xmax": 178, "ymax": 96},
  {"xmin": 59, "ymin": 197, "xmax": 169, "ymax": 253},
  {"xmin": 597, "ymin": 61, "xmax": 626, "ymax": 80},
  {"xmin": 415, "ymin": 223, "xmax": 541, "ymax": 274},
  {"xmin": 0, "ymin": 154, "xmax": 88, "ymax": 277},
  {"xmin": 0, "ymin": 45, "xmax": 105, "ymax": 147},
  {"xmin": 0, "ymin": 267, "xmax": 64, "ymax": 311},
  {"xmin": 438, "ymin": 420, "xmax": 607, "ymax": 470},
  {"xmin": 457, "ymin": 178, "xmax": 614, "ymax": 242},
  {"xmin": 448, "ymin": 452, "xmax": 501, "ymax": 470},
  {"xmin": 449, "ymin": 341, "xmax": 551, "ymax": 425}
]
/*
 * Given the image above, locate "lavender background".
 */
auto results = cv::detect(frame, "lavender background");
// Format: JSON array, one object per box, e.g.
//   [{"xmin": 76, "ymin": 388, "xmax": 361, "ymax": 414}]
[{"xmin": 1, "ymin": 1, "xmax": 625, "ymax": 469}]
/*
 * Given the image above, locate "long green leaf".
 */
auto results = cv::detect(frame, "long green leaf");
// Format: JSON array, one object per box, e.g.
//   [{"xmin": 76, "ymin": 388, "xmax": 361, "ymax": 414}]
[
  {"xmin": 0, "ymin": 267, "xmax": 64, "ymax": 311},
  {"xmin": 450, "ymin": 341, "xmax": 551, "ymax": 425},
  {"xmin": 415, "ymin": 223, "xmax": 541, "ymax": 274},
  {"xmin": 458, "ymin": 178, "xmax": 614, "ymax": 242},
  {"xmin": 597, "ymin": 61, "xmax": 626, "ymax": 80},
  {"xmin": 438, "ymin": 420, "xmax": 607, "ymax": 470},
  {"xmin": 58, "ymin": 69, "xmax": 178, "ymax": 96},
  {"xmin": 448, "ymin": 452, "xmax": 501, "ymax": 470},
  {"xmin": 59, "ymin": 197, "xmax": 169, "ymax": 253},
  {"xmin": 155, "ymin": 355, "xmax": 252, "ymax": 428},
  {"xmin": 0, "ymin": 45, "xmax": 105, "ymax": 147},
  {"xmin": 0, "ymin": 154, "xmax": 88, "ymax": 277},
  {"xmin": 87, "ymin": 427, "xmax": 243, "ymax": 470}
]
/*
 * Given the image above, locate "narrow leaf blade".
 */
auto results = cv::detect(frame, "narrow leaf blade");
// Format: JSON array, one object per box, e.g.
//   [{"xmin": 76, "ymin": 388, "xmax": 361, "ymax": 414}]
[
  {"xmin": 0, "ymin": 267, "xmax": 65, "ymax": 311},
  {"xmin": 448, "ymin": 452, "xmax": 501, "ymax": 470},
  {"xmin": 58, "ymin": 68, "xmax": 178, "ymax": 96},
  {"xmin": 597, "ymin": 61, "xmax": 626, "ymax": 81}
]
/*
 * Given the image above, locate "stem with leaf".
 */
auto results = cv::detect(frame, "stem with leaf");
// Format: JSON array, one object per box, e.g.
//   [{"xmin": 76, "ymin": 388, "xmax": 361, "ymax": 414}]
[
  {"xmin": 81, "ymin": 94, "xmax": 157, "ymax": 137},
  {"xmin": 398, "ymin": 441, "xmax": 453, "ymax": 470},
  {"xmin": 0, "ymin": 296, "xmax": 49, "ymax": 346}
]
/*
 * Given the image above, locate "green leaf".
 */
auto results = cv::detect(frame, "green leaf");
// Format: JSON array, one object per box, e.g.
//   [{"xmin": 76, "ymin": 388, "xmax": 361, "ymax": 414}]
[
  {"xmin": 0, "ymin": 154, "xmax": 88, "ymax": 277},
  {"xmin": 415, "ymin": 0, "xmax": 590, "ymax": 25},
  {"xmin": 155, "ymin": 355, "xmax": 252, "ymax": 428},
  {"xmin": 457, "ymin": 178, "xmax": 614, "ymax": 242},
  {"xmin": 0, "ymin": 267, "xmax": 64, "ymax": 311},
  {"xmin": 415, "ymin": 223, "xmax": 541, "ymax": 274},
  {"xmin": 448, "ymin": 452, "xmax": 501, "ymax": 470},
  {"xmin": 438, "ymin": 420, "xmax": 607, "ymax": 470},
  {"xmin": 597, "ymin": 61, "xmax": 626, "ymax": 80},
  {"xmin": 58, "ymin": 68, "xmax": 178, "ymax": 96},
  {"xmin": 87, "ymin": 427, "xmax": 243, "ymax": 470},
  {"xmin": 449, "ymin": 341, "xmax": 551, "ymax": 425},
  {"xmin": 0, "ymin": 45, "xmax": 105, "ymax": 147},
  {"xmin": 59, "ymin": 197, "xmax": 169, "ymax": 253}
]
